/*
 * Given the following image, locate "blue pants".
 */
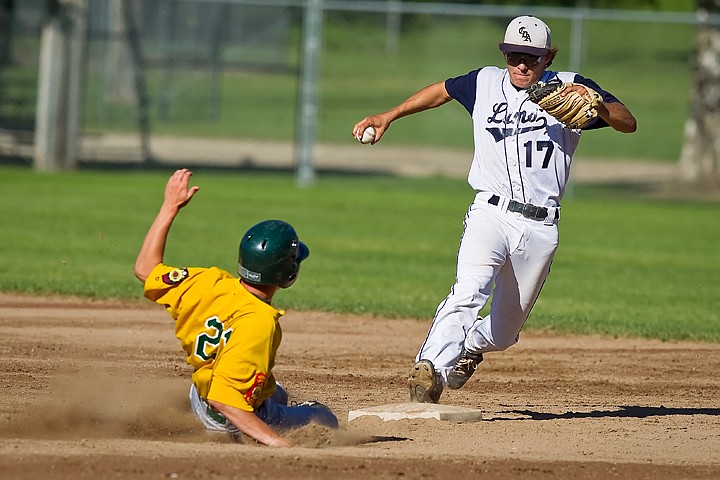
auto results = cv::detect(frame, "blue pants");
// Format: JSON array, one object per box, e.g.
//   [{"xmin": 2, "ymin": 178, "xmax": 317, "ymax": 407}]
[{"xmin": 256, "ymin": 384, "xmax": 338, "ymax": 430}]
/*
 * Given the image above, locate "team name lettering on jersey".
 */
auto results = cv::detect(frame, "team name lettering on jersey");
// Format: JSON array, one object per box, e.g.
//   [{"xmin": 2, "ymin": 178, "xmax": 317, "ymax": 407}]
[{"xmin": 486, "ymin": 102, "xmax": 547, "ymax": 142}]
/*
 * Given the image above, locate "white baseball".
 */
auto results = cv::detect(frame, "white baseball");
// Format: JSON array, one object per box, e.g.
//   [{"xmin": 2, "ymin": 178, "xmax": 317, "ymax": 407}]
[{"xmin": 357, "ymin": 126, "xmax": 376, "ymax": 144}]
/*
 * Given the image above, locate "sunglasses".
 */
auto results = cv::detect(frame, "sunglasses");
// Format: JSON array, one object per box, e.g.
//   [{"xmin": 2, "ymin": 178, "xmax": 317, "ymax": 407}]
[{"xmin": 505, "ymin": 52, "xmax": 543, "ymax": 67}]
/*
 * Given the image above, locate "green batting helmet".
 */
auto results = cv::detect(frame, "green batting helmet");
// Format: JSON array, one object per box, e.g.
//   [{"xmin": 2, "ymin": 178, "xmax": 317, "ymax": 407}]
[{"xmin": 238, "ymin": 220, "xmax": 309, "ymax": 288}]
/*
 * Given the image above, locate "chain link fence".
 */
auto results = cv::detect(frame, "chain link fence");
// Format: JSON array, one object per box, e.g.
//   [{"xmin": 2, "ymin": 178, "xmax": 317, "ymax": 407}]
[
  {"xmin": 0, "ymin": 1, "xmax": 702, "ymax": 178},
  {"xmin": 0, "ymin": 0, "xmax": 42, "ymax": 152}
]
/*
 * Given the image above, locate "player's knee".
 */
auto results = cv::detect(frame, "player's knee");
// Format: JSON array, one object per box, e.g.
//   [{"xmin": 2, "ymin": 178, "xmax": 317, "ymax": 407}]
[
  {"xmin": 291, "ymin": 401, "xmax": 338, "ymax": 429},
  {"xmin": 311, "ymin": 406, "xmax": 338, "ymax": 429},
  {"xmin": 492, "ymin": 331, "xmax": 520, "ymax": 351},
  {"xmin": 271, "ymin": 384, "xmax": 289, "ymax": 406}
]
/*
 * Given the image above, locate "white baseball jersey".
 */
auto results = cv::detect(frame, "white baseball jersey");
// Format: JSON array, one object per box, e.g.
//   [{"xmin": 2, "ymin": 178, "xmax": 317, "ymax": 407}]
[{"xmin": 445, "ymin": 67, "xmax": 619, "ymax": 207}]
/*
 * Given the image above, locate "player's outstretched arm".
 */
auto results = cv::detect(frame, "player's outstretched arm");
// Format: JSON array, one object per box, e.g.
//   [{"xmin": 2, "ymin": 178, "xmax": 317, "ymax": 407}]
[
  {"xmin": 352, "ymin": 81, "xmax": 452, "ymax": 144},
  {"xmin": 134, "ymin": 169, "xmax": 200, "ymax": 283},
  {"xmin": 597, "ymin": 101, "xmax": 637, "ymax": 133},
  {"xmin": 208, "ymin": 399, "xmax": 292, "ymax": 447}
]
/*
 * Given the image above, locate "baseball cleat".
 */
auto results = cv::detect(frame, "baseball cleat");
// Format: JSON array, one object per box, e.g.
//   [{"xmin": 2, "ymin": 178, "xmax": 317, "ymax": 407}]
[
  {"xmin": 447, "ymin": 347, "xmax": 484, "ymax": 389},
  {"xmin": 407, "ymin": 360, "xmax": 443, "ymax": 403}
]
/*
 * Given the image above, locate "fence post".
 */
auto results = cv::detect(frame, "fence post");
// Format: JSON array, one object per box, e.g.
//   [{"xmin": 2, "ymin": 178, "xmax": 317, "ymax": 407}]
[
  {"xmin": 569, "ymin": 11, "xmax": 584, "ymax": 73},
  {"xmin": 64, "ymin": 0, "xmax": 88, "ymax": 169},
  {"xmin": 295, "ymin": 0, "xmax": 323, "ymax": 187},
  {"xmin": 34, "ymin": 0, "xmax": 67, "ymax": 172},
  {"xmin": 34, "ymin": 0, "xmax": 87, "ymax": 171},
  {"xmin": 386, "ymin": 0, "xmax": 402, "ymax": 55}
]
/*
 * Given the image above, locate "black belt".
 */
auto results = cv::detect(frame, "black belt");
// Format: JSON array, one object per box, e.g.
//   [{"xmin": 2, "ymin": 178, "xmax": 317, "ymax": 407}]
[{"xmin": 488, "ymin": 194, "xmax": 557, "ymax": 221}]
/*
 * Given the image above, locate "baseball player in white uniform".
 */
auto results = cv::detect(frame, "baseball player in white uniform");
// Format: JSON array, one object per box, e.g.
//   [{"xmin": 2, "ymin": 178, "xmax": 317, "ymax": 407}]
[{"xmin": 352, "ymin": 15, "xmax": 636, "ymax": 403}]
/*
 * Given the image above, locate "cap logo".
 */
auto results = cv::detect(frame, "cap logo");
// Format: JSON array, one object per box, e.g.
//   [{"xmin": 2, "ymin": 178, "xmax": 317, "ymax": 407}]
[{"xmin": 519, "ymin": 26, "xmax": 531, "ymax": 42}]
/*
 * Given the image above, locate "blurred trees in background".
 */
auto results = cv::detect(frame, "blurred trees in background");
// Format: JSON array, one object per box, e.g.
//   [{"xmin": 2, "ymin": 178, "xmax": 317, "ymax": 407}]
[{"xmin": 680, "ymin": 0, "xmax": 720, "ymax": 187}]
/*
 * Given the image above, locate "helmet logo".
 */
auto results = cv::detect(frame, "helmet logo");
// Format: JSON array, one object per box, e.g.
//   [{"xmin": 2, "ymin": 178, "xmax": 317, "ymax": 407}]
[{"xmin": 239, "ymin": 266, "xmax": 262, "ymax": 283}]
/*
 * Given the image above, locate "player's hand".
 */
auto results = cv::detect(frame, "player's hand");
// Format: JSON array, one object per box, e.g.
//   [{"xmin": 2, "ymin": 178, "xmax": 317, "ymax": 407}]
[
  {"xmin": 352, "ymin": 115, "xmax": 389, "ymax": 144},
  {"xmin": 560, "ymin": 83, "xmax": 595, "ymax": 102},
  {"xmin": 163, "ymin": 168, "xmax": 200, "ymax": 211},
  {"xmin": 267, "ymin": 436, "xmax": 293, "ymax": 448}
]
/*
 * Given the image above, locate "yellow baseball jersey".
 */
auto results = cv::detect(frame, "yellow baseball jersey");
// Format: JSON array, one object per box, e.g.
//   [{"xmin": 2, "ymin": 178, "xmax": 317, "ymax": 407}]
[{"xmin": 144, "ymin": 263, "xmax": 283, "ymax": 412}]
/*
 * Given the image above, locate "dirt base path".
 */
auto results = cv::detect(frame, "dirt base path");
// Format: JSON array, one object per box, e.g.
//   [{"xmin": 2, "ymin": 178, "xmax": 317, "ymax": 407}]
[{"xmin": 1, "ymin": 293, "xmax": 718, "ymax": 479}]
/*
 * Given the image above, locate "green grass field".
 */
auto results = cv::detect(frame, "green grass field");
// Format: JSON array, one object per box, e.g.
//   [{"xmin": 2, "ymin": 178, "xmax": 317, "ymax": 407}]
[{"xmin": 1, "ymin": 165, "xmax": 717, "ymax": 342}]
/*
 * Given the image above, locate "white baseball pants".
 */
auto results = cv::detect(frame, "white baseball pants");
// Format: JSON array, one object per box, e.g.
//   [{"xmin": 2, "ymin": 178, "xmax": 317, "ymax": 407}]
[{"xmin": 416, "ymin": 192, "xmax": 559, "ymax": 383}]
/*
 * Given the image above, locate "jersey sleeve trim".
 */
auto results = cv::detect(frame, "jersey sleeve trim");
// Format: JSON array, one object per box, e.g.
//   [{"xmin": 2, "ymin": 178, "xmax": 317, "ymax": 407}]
[
  {"xmin": 572, "ymin": 73, "xmax": 620, "ymax": 104},
  {"xmin": 445, "ymin": 68, "xmax": 481, "ymax": 115}
]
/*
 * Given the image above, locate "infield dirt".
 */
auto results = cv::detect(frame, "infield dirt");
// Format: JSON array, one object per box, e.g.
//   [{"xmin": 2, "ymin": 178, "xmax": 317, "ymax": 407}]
[{"xmin": 1, "ymin": 293, "xmax": 718, "ymax": 479}]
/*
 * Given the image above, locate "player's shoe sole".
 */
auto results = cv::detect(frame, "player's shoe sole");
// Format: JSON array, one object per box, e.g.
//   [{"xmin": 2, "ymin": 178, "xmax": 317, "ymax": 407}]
[
  {"xmin": 407, "ymin": 360, "xmax": 443, "ymax": 404},
  {"xmin": 446, "ymin": 347, "xmax": 484, "ymax": 390}
]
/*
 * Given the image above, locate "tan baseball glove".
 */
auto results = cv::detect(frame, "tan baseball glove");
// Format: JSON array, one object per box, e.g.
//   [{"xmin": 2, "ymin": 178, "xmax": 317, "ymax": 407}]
[{"xmin": 527, "ymin": 81, "xmax": 603, "ymax": 129}]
